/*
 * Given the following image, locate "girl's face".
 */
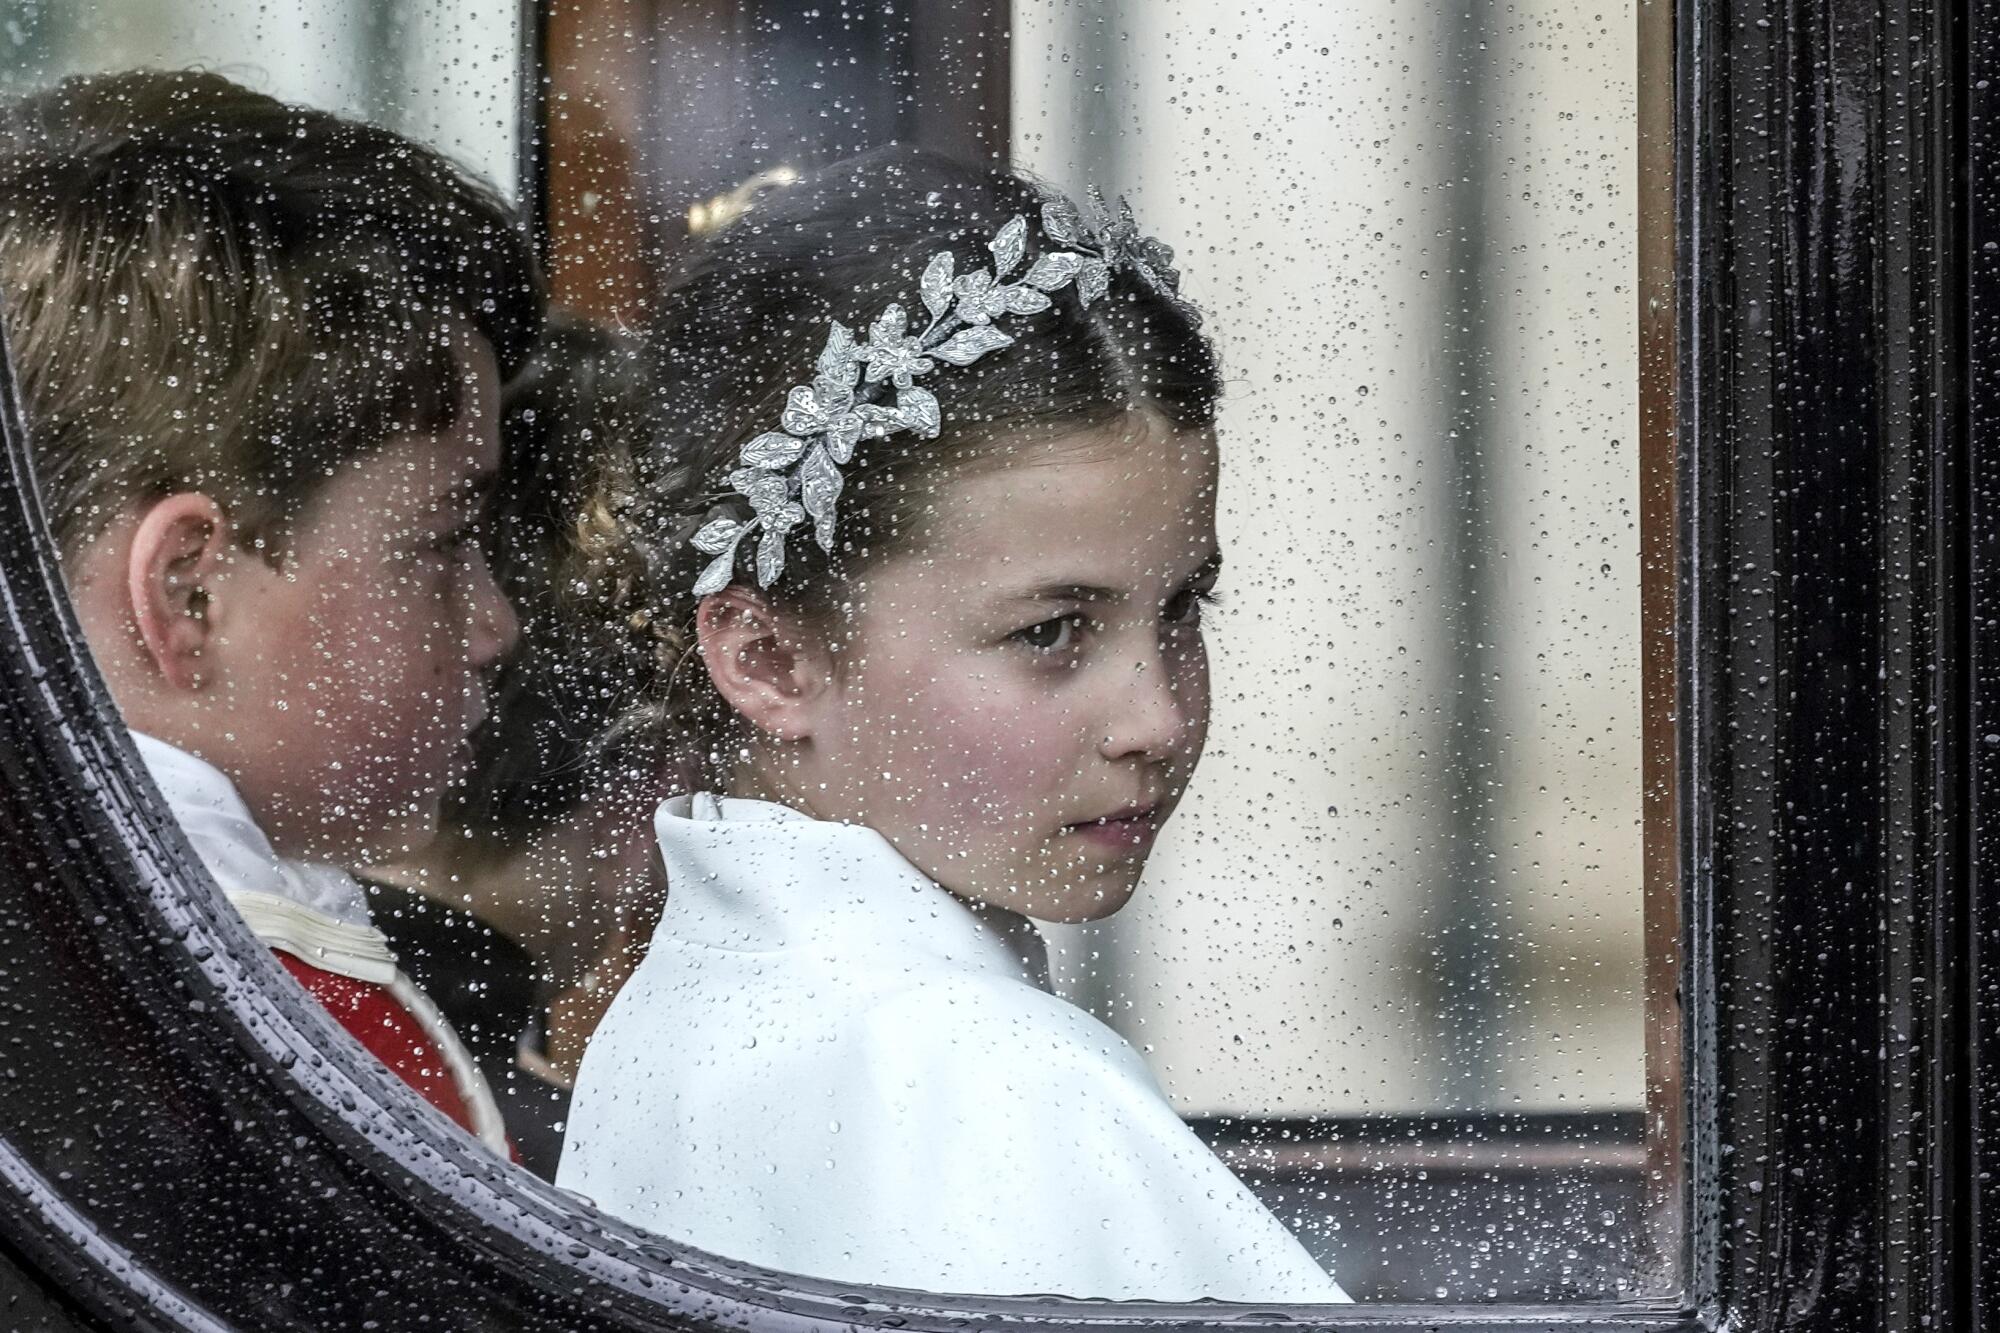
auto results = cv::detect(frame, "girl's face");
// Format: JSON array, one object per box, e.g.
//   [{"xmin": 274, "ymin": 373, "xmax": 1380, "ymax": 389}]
[{"xmin": 776, "ymin": 412, "xmax": 1219, "ymax": 923}]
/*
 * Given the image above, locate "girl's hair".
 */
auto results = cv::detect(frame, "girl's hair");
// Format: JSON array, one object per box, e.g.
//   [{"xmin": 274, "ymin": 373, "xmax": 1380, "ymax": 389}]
[{"xmin": 577, "ymin": 145, "xmax": 1219, "ymax": 772}]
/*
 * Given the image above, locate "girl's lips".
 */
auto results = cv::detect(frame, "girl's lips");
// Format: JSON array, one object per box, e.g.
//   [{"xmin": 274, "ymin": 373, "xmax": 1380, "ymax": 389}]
[{"xmin": 1063, "ymin": 804, "xmax": 1162, "ymax": 851}]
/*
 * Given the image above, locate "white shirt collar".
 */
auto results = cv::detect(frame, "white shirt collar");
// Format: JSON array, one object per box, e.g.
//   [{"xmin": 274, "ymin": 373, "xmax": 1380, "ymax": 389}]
[
  {"xmin": 131, "ymin": 731, "xmax": 397, "ymax": 983},
  {"xmin": 129, "ymin": 735, "xmax": 508, "ymax": 1147},
  {"xmin": 654, "ymin": 791, "xmax": 1049, "ymax": 989}
]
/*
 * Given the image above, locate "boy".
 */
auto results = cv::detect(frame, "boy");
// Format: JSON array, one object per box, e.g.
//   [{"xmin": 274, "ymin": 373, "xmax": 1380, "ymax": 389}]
[{"xmin": 0, "ymin": 69, "xmax": 545, "ymax": 1148}]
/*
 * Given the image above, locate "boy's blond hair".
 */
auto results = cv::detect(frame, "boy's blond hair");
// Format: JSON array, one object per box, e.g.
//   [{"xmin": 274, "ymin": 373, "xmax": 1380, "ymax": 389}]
[{"xmin": 0, "ymin": 69, "xmax": 543, "ymax": 561}]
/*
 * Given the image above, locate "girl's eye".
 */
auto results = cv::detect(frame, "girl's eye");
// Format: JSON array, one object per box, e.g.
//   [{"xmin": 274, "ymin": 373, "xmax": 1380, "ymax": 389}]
[
  {"xmin": 1013, "ymin": 613, "xmax": 1086, "ymax": 654},
  {"xmin": 1166, "ymin": 585, "xmax": 1220, "ymax": 627}
]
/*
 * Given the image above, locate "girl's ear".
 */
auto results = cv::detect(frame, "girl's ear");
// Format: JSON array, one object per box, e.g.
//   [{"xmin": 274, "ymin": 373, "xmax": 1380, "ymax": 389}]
[
  {"xmin": 695, "ymin": 586, "xmax": 832, "ymax": 742},
  {"xmin": 126, "ymin": 493, "xmax": 233, "ymax": 693}
]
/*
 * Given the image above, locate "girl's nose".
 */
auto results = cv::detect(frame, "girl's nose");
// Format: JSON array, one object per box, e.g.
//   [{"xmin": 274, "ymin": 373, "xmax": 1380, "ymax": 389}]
[{"xmin": 1097, "ymin": 652, "xmax": 1192, "ymax": 763}]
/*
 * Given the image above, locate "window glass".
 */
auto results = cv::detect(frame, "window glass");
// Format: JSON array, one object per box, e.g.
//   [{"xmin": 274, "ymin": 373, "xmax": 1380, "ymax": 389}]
[
  {"xmin": 3, "ymin": 0, "xmax": 1671, "ymax": 1308},
  {"xmin": 1, "ymin": 0, "xmax": 519, "ymax": 195},
  {"xmin": 1016, "ymin": 0, "xmax": 1641, "ymax": 1117},
  {"xmin": 1008, "ymin": 1, "xmax": 1657, "ymax": 1300}
]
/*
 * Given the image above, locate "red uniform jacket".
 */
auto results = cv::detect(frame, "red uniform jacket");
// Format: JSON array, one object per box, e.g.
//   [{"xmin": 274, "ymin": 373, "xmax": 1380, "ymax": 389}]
[{"xmin": 276, "ymin": 952, "xmax": 482, "ymax": 1134}]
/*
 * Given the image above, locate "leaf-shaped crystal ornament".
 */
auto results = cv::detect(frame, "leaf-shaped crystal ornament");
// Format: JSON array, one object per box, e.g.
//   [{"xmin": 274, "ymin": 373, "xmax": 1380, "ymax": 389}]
[
  {"xmin": 896, "ymin": 386, "xmax": 941, "ymax": 439},
  {"xmin": 1024, "ymin": 251, "xmax": 1084, "ymax": 291},
  {"xmin": 920, "ymin": 253, "xmax": 955, "ymax": 321},
  {"xmin": 694, "ymin": 544, "xmax": 744, "ymax": 598},
  {"xmin": 740, "ymin": 431, "xmax": 809, "ymax": 470},
  {"xmin": 691, "ymin": 517, "xmax": 747, "ymax": 555},
  {"xmin": 1075, "ymin": 257, "xmax": 1112, "ymax": 307},
  {"xmin": 684, "ymin": 190, "xmax": 1198, "ymax": 596},
  {"xmin": 755, "ymin": 525, "xmax": 789, "ymax": 587},
  {"xmin": 692, "ymin": 510, "xmax": 758, "ymax": 597},
  {"xmin": 934, "ymin": 324, "xmax": 1014, "ymax": 366},
  {"xmin": 868, "ymin": 303, "xmax": 906, "ymax": 349},
  {"xmin": 800, "ymin": 444, "xmax": 844, "ymax": 551},
  {"xmin": 1042, "ymin": 197, "xmax": 1088, "ymax": 248},
  {"xmin": 988, "ymin": 215, "xmax": 1028, "ymax": 278},
  {"xmin": 818, "ymin": 321, "xmax": 862, "ymax": 384},
  {"xmin": 999, "ymin": 286, "xmax": 1052, "ymax": 316}
]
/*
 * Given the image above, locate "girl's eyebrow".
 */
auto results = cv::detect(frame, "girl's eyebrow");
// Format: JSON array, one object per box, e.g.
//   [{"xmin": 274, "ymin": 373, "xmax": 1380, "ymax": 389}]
[
  {"xmin": 1009, "ymin": 551, "xmax": 1224, "ymax": 606},
  {"xmin": 1015, "ymin": 580, "xmax": 1124, "ymax": 606}
]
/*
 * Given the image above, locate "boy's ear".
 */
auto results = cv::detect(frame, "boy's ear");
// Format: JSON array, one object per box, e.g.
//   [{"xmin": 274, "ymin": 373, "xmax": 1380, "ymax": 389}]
[
  {"xmin": 695, "ymin": 587, "xmax": 831, "ymax": 742},
  {"xmin": 126, "ymin": 493, "xmax": 233, "ymax": 692}
]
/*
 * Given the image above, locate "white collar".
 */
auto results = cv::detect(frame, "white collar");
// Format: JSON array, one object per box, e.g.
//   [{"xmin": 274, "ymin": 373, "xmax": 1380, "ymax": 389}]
[
  {"xmin": 654, "ymin": 792, "xmax": 1049, "ymax": 989},
  {"xmin": 131, "ymin": 733, "xmax": 509, "ymax": 1150},
  {"xmin": 132, "ymin": 731, "xmax": 397, "ymax": 984}
]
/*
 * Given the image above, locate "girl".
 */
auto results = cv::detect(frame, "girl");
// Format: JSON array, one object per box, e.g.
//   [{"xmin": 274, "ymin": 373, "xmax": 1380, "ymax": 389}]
[{"xmin": 558, "ymin": 147, "xmax": 1347, "ymax": 1304}]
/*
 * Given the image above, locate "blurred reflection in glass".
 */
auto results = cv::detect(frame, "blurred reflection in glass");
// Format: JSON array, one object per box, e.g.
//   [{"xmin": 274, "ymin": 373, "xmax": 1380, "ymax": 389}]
[{"xmin": 368, "ymin": 315, "xmax": 667, "ymax": 1180}]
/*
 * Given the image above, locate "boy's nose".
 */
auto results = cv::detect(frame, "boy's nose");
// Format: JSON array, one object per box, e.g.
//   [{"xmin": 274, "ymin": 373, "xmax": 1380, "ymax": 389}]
[{"xmin": 467, "ymin": 554, "xmax": 521, "ymax": 668}]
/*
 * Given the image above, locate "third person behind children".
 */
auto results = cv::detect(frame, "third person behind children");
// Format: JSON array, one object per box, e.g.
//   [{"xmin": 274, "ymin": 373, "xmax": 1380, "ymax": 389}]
[{"xmin": 367, "ymin": 314, "xmax": 669, "ymax": 1179}]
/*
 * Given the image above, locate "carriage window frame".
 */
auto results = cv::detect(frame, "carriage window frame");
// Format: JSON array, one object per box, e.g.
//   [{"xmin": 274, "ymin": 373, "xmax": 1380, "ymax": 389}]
[
  {"xmin": 530, "ymin": 0, "xmax": 1669, "ymax": 1300},
  {"xmin": 0, "ymin": 0, "xmax": 1989, "ymax": 1326}
]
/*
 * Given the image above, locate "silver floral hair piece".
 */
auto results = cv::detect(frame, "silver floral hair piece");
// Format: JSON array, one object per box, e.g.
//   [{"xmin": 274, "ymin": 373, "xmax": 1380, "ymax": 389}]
[{"xmin": 685, "ymin": 189, "xmax": 1199, "ymax": 597}]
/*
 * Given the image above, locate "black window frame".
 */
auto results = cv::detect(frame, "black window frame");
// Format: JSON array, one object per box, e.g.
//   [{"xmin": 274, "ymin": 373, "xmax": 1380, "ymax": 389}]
[{"xmin": 0, "ymin": 0, "xmax": 1991, "ymax": 1325}]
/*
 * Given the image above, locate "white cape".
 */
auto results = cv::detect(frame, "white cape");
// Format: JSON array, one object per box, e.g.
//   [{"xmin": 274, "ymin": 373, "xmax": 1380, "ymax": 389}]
[{"xmin": 559, "ymin": 793, "xmax": 1347, "ymax": 1303}]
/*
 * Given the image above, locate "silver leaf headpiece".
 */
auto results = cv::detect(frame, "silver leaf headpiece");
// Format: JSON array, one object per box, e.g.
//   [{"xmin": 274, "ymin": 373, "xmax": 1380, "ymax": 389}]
[{"xmin": 686, "ymin": 189, "xmax": 1198, "ymax": 597}]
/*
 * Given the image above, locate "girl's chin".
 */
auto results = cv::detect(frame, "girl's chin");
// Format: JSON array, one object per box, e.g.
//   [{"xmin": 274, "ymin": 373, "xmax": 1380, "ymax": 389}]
[
  {"xmin": 1028, "ymin": 872, "xmax": 1143, "ymax": 925},
  {"xmin": 928, "ymin": 838, "xmax": 1152, "ymax": 923},
  {"xmin": 945, "ymin": 868, "xmax": 1140, "ymax": 926}
]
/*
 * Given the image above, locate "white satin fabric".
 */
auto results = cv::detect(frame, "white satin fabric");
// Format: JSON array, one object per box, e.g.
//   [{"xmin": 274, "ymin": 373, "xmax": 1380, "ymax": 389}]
[{"xmin": 559, "ymin": 792, "xmax": 1347, "ymax": 1303}]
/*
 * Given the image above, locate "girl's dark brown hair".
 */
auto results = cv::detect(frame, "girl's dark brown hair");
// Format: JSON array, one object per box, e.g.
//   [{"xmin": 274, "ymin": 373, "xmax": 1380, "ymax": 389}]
[{"xmin": 579, "ymin": 144, "xmax": 1219, "ymax": 767}]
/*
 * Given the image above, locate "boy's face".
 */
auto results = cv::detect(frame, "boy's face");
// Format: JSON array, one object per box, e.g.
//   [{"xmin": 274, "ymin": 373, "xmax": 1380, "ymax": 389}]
[{"xmin": 207, "ymin": 336, "xmax": 517, "ymax": 864}]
